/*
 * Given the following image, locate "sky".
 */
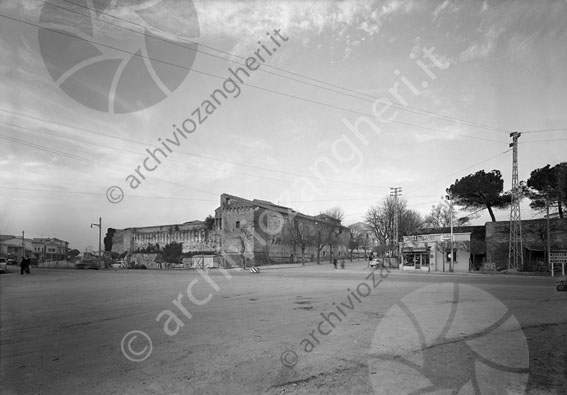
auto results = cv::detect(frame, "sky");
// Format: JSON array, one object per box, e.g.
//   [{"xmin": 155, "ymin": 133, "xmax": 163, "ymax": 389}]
[{"xmin": 1, "ymin": 0, "xmax": 566, "ymax": 251}]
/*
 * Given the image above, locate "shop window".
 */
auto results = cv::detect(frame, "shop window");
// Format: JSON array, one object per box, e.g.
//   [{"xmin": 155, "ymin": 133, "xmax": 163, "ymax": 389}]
[
  {"xmin": 446, "ymin": 249, "xmax": 457, "ymax": 263},
  {"xmin": 404, "ymin": 253, "xmax": 430, "ymax": 266}
]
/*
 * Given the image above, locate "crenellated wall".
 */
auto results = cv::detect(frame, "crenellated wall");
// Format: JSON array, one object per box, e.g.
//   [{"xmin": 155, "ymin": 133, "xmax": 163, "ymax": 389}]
[{"xmin": 111, "ymin": 221, "xmax": 220, "ymax": 255}]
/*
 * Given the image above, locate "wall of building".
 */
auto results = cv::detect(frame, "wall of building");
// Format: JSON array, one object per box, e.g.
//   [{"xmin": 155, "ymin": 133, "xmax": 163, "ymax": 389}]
[
  {"xmin": 110, "ymin": 222, "xmax": 220, "ymax": 255},
  {"xmin": 217, "ymin": 194, "xmax": 350, "ymax": 267},
  {"xmin": 486, "ymin": 218, "xmax": 567, "ymax": 268},
  {"xmin": 219, "ymin": 201, "xmax": 256, "ymax": 267},
  {"xmin": 402, "ymin": 233, "xmax": 471, "ymax": 273},
  {"xmin": 0, "ymin": 237, "xmax": 33, "ymax": 258}
]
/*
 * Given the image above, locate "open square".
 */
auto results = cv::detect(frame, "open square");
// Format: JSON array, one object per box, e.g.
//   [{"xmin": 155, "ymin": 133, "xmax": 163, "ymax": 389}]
[{"xmin": 1, "ymin": 264, "xmax": 566, "ymax": 394}]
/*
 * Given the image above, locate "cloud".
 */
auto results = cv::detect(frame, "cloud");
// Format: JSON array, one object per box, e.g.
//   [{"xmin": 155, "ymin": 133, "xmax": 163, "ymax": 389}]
[
  {"xmin": 193, "ymin": 0, "xmax": 399, "ymax": 54},
  {"xmin": 237, "ymin": 137, "xmax": 272, "ymax": 151},
  {"xmin": 433, "ymin": 0, "xmax": 460, "ymax": 19},
  {"xmin": 459, "ymin": 23, "xmax": 504, "ymax": 62}
]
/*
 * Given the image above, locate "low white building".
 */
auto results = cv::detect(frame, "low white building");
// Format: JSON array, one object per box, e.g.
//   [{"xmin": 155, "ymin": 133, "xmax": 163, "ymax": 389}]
[{"xmin": 401, "ymin": 232, "xmax": 473, "ymax": 273}]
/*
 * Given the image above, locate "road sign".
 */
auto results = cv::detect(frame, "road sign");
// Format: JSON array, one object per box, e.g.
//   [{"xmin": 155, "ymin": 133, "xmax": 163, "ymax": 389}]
[{"xmin": 550, "ymin": 252, "xmax": 567, "ymax": 277}]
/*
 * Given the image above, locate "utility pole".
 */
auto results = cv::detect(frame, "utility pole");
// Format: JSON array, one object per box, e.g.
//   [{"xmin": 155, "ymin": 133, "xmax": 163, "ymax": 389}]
[
  {"xmin": 546, "ymin": 194, "xmax": 552, "ymax": 277},
  {"xmin": 445, "ymin": 192, "xmax": 455, "ymax": 272},
  {"xmin": 390, "ymin": 187, "xmax": 402, "ymax": 265},
  {"xmin": 508, "ymin": 132, "xmax": 523, "ymax": 270},
  {"xmin": 91, "ymin": 217, "xmax": 102, "ymax": 269},
  {"xmin": 22, "ymin": 230, "xmax": 25, "ymax": 260}
]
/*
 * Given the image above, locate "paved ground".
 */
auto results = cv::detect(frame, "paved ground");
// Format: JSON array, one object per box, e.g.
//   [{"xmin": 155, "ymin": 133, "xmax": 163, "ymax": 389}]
[{"xmin": 1, "ymin": 261, "xmax": 566, "ymax": 394}]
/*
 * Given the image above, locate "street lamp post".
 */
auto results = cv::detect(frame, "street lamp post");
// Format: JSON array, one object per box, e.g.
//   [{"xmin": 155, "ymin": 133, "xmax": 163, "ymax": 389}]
[
  {"xmin": 449, "ymin": 197, "xmax": 454, "ymax": 273},
  {"xmin": 443, "ymin": 193, "xmax": 455, "ymax": 272},
  {"xmin": 91, "ymin": 217, "xmax": 102, "ymax": 269}
]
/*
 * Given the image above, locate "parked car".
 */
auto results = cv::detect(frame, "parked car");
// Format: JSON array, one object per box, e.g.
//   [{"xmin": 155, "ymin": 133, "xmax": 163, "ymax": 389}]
[
  {"xmin": 6, "ymin": 255, "xmax": 17, "ymax": 265},
  {"xmin": 0, "ymin": 257, "xmax": 7, "ymax": 273},
  {"xmin": 369, "ymin": 258, "xmax": 383, "ymax": 268},
  {"xmin": 110, "ymin": 260, "xmax": 126, "ymax": 270},
  {"xmin": 75, "ymin": 258, "xmax": 99, "ymax": 269}
]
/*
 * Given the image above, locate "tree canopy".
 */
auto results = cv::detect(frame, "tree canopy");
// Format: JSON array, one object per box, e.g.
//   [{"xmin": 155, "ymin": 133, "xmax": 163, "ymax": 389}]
[
  {"xmin": 322, "ymin": 207, "xmax": 345, "ymax": 223},
  {"xmin": 365, "ymin": 196, "xmax": 423, "ymax": 248},
  {"xmin": 526, "ymin": 162, "xmax": 566, "ymax": 218},
  {"xmin": 204, "ymin": 215, "xmax": 215, "ymax": 230},
  {"xmin": 424, "ymin": 202, "xmax": 471, "ymax": 228},
  {"xmin": 67, "ymin": 249, "xmax": 81, "ymax": 258},
  {"xmin": 162, "ymin": 242, "xmax": 183, "ymax": 263},
  {"xmin": 447, "ymin": 169, "xmax": 511, "ymax": 222},
  {"xmin": 348, "ymin": 223, "xmax": 371, "ymax": 255}
]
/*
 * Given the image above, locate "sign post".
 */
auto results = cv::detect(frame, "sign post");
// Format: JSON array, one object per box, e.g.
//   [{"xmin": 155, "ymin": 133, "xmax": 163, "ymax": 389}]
[{"xmin": 550, "ymin": 252, "xmax": 567, "ymax": 277}]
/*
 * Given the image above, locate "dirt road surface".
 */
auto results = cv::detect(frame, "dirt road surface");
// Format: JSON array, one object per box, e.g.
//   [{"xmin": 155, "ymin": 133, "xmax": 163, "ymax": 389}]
[{"xmin": 1, "ymin": 262, "xmax": 566, "ymax": 394}]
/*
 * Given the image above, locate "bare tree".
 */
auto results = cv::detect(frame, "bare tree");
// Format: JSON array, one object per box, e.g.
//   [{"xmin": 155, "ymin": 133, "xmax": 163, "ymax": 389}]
[
  {"xmin": 238, "ymin": 223, "xmax": 254, "ymax": 269},
  {"xmin": 348, "ymin": 223, "xmax": 371, "ymax": 259},
  {"xmin": 284, "ymin": 218, "xmax": 309, "ymax": 264},
  {"xmin": 424, "ymin": 202, "xmax": 472, "ymax": 229},
  {"xmin": 322, "ymin": 207, "xmax": 345, "ymax": 223},
  {"xmin": 365, "ymin": 196, "xmax": 423, "ymax": 251},
  {"xmin": 366, "ymin": 204, "xmax": 392, "ymax": 246},
  {"xmin": 402, "ymin": 209, "xmax": 424, "ymax": 236},
  {"xmin": 305, "ymin": 221, "xmax": 336, "ymax": 265},
  {"xmin": 424, "ymin": 202, "xmax": 454, "ymax": 228}
]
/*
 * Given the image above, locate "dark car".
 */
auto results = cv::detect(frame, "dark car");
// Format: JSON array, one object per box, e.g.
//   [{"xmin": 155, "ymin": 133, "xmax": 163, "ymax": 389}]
[{"xmin": 75, "ymin": 258, "xmax": 100, "ymax": 269}]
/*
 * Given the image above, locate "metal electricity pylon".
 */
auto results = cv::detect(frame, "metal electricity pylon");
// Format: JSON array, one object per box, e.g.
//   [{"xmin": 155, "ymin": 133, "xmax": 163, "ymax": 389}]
[{"xmin": 508, "ymin": 132, "xmax": 523, "ymax": 270}]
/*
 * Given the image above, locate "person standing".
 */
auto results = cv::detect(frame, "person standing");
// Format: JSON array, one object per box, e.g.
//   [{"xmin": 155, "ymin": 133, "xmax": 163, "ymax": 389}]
[{"xmin": 20, "ymin": 256, "xmax": 30, "ymax": 275}]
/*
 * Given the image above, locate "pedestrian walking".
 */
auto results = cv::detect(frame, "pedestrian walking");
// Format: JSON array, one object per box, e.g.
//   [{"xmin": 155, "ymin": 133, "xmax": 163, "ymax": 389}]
[
  {"xmin": 341, "ymin": 258, "xmax": 345, "ymax": 269},
  {"xmin": 333, "ymin": 258, "xmax": 337, "ymax": 269},
  {"xmin": 20, "ymin": 256, "xmax": 31, "ymax": 275}
]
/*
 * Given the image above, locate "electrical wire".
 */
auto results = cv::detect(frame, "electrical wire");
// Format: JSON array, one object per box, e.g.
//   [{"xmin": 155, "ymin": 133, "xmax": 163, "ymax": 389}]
[
  {"xmin": 523, "ymin": 128, "xmax": 567, "ymax": 133},
  {"xmin": 54, "ymin": 0, "xmax": 509, "ymax": 134},
  {"xmin": 0, "ymin": 116, "xmax": 394, "ymax": 191}
]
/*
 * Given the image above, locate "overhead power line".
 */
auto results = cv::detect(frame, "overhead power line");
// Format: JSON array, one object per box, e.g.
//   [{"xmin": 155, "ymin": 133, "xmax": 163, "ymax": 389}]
[
  {"xmin": 0, "ymin": 185, "xmax": 219, "ymax": 202},
  {"xmin": 523, "ymin": 128, "xmax": 567, "ymax": 133},
  {"xmin": 0, "ymin": 133, "xmax": 121, "ymax": 171},
  {"xmin": 39, "ymin": 0, "xmax": 508, "ymax": 135},
  {"xmin": 0, "ymin": 116, "xmax": 392, "ymax": 191},
  {"xmin": 0, "ymin": 129, "xmax": 224, "ymax": 197},
  {"xmin": 1, "ymin": 13, "xmax": 510, "ymax": 144}
]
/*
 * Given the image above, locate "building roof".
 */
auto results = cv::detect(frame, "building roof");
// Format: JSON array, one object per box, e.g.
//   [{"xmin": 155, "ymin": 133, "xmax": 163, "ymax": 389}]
[
  {"xmin": 122, "ymin": 221, "xmax": 205, "ymax": 231},
  {"xmin": 32, "ymin": 237, "xmax": 68, "ymax": 244},
  {"xmin": 416, "ymin": 225, "xmax": 485, "ymax": 239},
  {"xmin": 220, "ymin": 193, "xmax": 348, "ymax": 229}
]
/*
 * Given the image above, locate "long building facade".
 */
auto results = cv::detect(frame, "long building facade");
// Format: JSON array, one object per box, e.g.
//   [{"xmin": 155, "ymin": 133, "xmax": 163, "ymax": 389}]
[
  {"xmin": 108, "ymin": 220, "xmax": 219, "ymax": 255},
  {"xmin": 216, "ymin": 194, "xmax": 350, "ymax": 266},
  {"xmin": 110, "ymin": 193, "xmax": 350, "ymax": 267}
]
